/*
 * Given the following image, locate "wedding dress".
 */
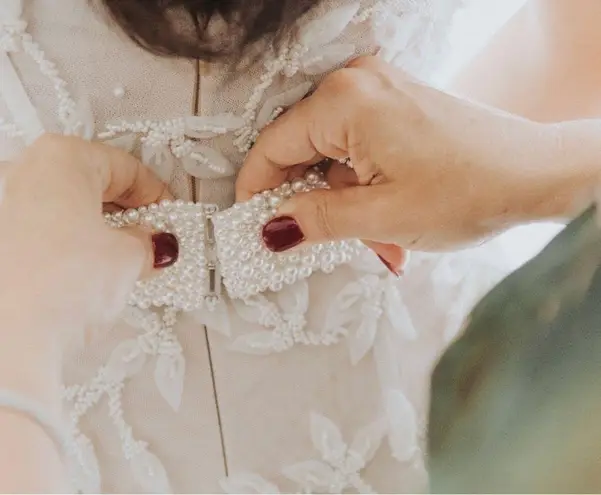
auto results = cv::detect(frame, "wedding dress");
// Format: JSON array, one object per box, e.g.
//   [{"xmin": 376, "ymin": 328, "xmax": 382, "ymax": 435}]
[{"xmin": 0, "ymin": 0, "xmax": 520, "ymax": 492}]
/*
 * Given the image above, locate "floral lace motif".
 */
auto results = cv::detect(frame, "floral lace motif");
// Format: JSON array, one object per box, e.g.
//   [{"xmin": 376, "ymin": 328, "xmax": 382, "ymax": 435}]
[
  {"xmin": 221, "ymin": 411, "xmax": 388, "ymax": 494},
  {"xmin": 221, "ymin": 392, "xmax": 424, "ymax": 494},
  {"xmin": 0, "ymin": 0, "xmax": 467, "ymax": 492}
]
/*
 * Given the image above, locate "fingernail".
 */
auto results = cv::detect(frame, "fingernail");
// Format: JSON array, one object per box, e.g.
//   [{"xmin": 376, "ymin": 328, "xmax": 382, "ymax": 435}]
[
  {"xmin": 262, "ymin": 216, "xmax": 305, "ymax": 253},
  {"xmin": 378, "ymin": 255, "xmax": 401, "ymax": 278},
  {"xmin": 152, "ymin": 233, "xmax": 179, "ymax": 269}
]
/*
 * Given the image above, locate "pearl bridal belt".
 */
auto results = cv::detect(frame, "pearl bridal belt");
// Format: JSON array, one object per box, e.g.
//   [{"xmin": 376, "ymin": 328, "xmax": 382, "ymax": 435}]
[{"xmin": 105, "ymin": 169, "xmax": 364, "ymax": 311}]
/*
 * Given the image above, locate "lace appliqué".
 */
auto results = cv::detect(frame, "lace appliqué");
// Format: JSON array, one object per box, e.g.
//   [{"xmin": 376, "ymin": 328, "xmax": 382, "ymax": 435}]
[
  {"xmin": 0, "ymin": 0, "xmax": 466, "ymax": 492},
  {"xmin": 63, "ymin": 307, "xmax": 181, "ymax": 492},
  {"xmin": 97, "ymin": 116, "xmax": 241, "ymax": 182},
  {"xmin": 0, "ymin": 0, "xmax": 87, "ymax": 139},
  {"xmin": 221, "ymin": 412, "xmax": 387, "ymax": 494}
]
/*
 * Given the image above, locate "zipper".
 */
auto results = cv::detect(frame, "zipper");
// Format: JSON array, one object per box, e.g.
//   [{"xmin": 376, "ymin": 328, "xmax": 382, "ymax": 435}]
[
  {"xmin": 203, "ymin": 204, "xmax": 221, "ymax": 302},
  {"xmin": 191, "ymin": 57, "xmax": 229, "ymax": 475},
  {"xmin": 190, "ymin": 59, "xmax": 202, "ymax": 203}
]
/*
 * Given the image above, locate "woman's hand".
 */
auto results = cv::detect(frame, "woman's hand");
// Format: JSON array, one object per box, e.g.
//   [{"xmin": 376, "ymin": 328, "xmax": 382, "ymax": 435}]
[
  {"xmin": 237, "ymin": 56, "xmax": 600, "ymax": 261},
  {"xmin": 0, "ymin": 135, "xmax": 174, "ymax": 492},
  {"xmin": 0, "ymin": 134, "xmax": 174, "ymax": 340}
]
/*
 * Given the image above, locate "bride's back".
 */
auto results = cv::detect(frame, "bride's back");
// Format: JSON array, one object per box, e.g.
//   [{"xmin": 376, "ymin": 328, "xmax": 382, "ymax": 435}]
[{"xmin": 0, "ymin": 1, "xmax": 488, "ymax": 493}]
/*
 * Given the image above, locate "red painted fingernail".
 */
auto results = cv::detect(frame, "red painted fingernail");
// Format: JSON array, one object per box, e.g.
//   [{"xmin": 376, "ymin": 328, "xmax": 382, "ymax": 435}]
[
  {"xmin": 262, "ymin": 216, "xmax": 305, "ymax": 253},
  {"xmin": 378, "ymin": 255, "xmax": 401, "ymax": 277},
  {"xmin": 152, "ymin": 233, "xmax": 179, "ymax": 269}
]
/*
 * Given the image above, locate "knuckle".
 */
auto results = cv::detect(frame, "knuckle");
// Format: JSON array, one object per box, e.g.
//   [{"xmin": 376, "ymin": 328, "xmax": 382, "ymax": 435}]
[
  {"xmin": 321, "ymin": 69, "xmax": 385, "ymax": 121},
  {"xmin": 322, "ymin": 68, "xmax": 369, "ymax": 99}
]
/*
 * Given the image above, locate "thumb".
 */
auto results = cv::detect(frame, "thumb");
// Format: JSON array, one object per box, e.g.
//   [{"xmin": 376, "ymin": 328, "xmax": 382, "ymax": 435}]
[{"xmin": 262, "ymin": 184, "xmax": 395, "ymax": 251}]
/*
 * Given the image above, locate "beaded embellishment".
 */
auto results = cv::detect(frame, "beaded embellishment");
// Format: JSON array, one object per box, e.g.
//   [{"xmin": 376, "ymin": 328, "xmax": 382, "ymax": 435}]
[{"xmin": 106, "ymin": 169, "xmax": 364, "ymax": 307}]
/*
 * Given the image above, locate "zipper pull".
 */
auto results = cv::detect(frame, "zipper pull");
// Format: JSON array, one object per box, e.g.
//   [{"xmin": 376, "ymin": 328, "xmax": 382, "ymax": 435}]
[{"xmin": 203, "ymin": 205, "xmax": 221, "ymax": 306}]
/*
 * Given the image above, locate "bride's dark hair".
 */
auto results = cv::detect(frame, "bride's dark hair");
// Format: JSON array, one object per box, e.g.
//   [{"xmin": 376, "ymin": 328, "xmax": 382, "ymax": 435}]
[{"xmin": 100, "ymin": 0, "xmax": 320, "ymax": 62}]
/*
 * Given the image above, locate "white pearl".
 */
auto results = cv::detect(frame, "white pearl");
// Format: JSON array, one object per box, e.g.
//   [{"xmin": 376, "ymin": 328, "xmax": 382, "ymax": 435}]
[
  {"xmin": 113, "ymin": 86, "xmax": 126, "ymax": 99},
  {"xmin": 141, "ymin": 214, "xmax": 155, "ymax": 226},
  {"xmin": 306, "ymin": 171, "xmax": 320, "ymax": 184},
  {"xmin": 258, "ymin": 211, "xmax": 272, "ymax": 224},
  {"xmin": 125, "ymin": 209, "xmax": 139, "ymax": 222},
  {"xmin": 280, "ymin": 182, "xmax": 292, "ymax": 196},
  {"xmin": 268, "ymin": 195, "xmax": 282, "ymax": 208},
  {"xmin": 154, "ymin": 221, "xmax": 168, "ymax": 231},
  {"xmin": 292, "ymin": 178, "xmax": 306, "ymax": 193},
  {"xmin": 104, "ymin": 167, "xmax": 367, "ymax": 306}
]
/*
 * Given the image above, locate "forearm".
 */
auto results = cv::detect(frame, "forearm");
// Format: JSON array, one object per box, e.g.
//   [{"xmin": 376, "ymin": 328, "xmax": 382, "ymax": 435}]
[
  {"xmin": 0, "ymin": 295, "xmax": 77, "ymax": 492},
  {"xmin": 0, "ymin": 410, "xmax": 67, "ymax": 493},
  {"xmin": 0, "ymin": 304, "xmax": 63, "ymax": 410},
  {"xmin": 451, "ymin": 0, "xmax": 601, "ymax": 122},
  {"xmin": 534, "ymin": 119, "xmax": 601, "ymax": 220}
]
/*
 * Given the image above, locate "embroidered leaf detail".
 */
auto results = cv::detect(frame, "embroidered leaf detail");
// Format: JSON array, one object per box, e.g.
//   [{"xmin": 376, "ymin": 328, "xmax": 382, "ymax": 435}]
[
  {"xmin": 282, "ymin": 460, "xmax": 335, "ymax": 489},
  {"xmin": 301, "ymin": 43, "xmax": 356, "ymax": 75},
  {"xmin": 154, "ymin": 352, "xmax": 185, "ymax": 411},
  {"xmin": 336, "ymin": 279, "xmax": 367, "ymax": 310},
  {"xmin": 385, "ymin": 389, "xmax": 419, "ymax": 462},
  {"xmin": 373, "ymin": 329, "xmax": 402, "ymax": 389},
  {"xmin": 298, "ymin": 2, "xmax": 360, "ymax": 48},
  {"xmin": 348, "ymin": 418, "xmax": 387, "ymax": 467},
  {"xmin": 141, "ymin": 144, "xmax": 175, "ymax": 183},
  {"xmin": 348, "ymin": 313, "xmax": 379, "ymax": 365},
  {"xmin": 104, "ymin": 339, "xmax": 147, "ymax": 381},
  {"xmin": 69, "ymin": 97, "xmax": 95, "ymax": 140},
  {"xmin": 255, "ymin": 82, "xmax": 313, "ymax": 129},
  {"xmin": 375, "ymin": 12, "xmax": 421, "ymax": 62},
  {"xmin": 276, "ymin": 279, "xmax": 309, "ymax": 315},
  {"xmin": 193, "ymin": 297, "xmax": 231, "ymax": 336},
  {"xmin": 230, "ymin": 331, "xmax": 280, "ymax": 355},
  {"xmin": 324, "ymin": 279, "xmax": 366, "ymax": 334},
  {"xmin": 185, "ymin": 114, "xmax": 245, "ymax": 139},
  {"xmin": 310, "ymin": 412, "xmax": 346, "ymax": 460},
  {"xmin": 232, "ymin": 297, "xmax": 264, "ymax": 324},
  {"xmin": 130, "ymin": 450, "xmax": 172, "ymax": 494},
  {"xmin": 183, "ymin": 145, "xmax": 236, "ymax": 179},
  {"xmin": 220, "ymin": 473, "xmax": 280, "ymax": 494},
  {"xmin": 384, "ymin": 282, "xmax": 417, "ymax": 340}
]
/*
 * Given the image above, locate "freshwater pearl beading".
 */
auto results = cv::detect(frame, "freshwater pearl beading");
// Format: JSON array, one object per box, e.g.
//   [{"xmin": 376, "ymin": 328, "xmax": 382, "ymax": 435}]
[
  {"xmin": 213, "ymin": 171, "xmax": 363, "ymax": 299},
  {"xmin": 105, "ymin": 170, "xmax": 364, "ymax": 310}
]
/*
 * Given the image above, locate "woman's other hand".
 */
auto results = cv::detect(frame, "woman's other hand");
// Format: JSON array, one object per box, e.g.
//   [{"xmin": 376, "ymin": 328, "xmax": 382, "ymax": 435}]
[
  {"xmin": 0, "ymin": 134, "xmax": 174, "ymax": 335},
  {"xmin": 237, "ymin": 57, "xmax": 595, "ymax": 259}
]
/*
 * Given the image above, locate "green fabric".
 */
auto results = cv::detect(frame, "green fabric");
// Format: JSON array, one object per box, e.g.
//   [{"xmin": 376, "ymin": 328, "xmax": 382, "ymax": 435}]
[{"xmin": 428, "ymin": 206, "xmax": 601, "ymax": 493}]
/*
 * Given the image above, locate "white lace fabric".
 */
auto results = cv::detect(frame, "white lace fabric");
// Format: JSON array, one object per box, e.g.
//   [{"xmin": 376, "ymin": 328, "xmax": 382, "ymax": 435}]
[{"xmin": 0, "ymin": 0, "xmax": 521, "ymax": 493}]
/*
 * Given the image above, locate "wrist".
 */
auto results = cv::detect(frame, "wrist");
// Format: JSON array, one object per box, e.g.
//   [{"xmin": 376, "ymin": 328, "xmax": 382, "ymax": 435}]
[
  {"xmin": 527, "ymin": 120, "xmax": 601, "ymax": 220},
  {"xmin": 493, "ymin": 119, "xmax": 601, "ymax": 225}
]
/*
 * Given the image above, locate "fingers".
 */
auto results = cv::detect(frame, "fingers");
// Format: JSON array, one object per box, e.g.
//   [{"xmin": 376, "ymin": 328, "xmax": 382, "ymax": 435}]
[
  {"xmin": 27, "ymin": 134, "xmax": 172, "ymax": 208},
  {"xmin": 262, "ymin": 184, "xmax": 398, "ymax": 250},
  {"xmin": 237, "ymin": 79, "xmax": 354, "ymax": 201},
  {"xmin": 236, "ymin": 98, "xmax": 327, "ymax": 201},
  {"xmin": 89, "ymin": 140, "xmax": 172, "ymax": 207},
  {"xmin": 108, "ymin": 226, "xmax": 179, "ymax": 283}
]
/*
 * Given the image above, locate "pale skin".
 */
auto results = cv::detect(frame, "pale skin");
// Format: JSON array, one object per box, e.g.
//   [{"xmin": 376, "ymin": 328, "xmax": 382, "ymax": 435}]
[
  {"xmin": 0, "ymin": 135, "xmax": 169, "ymax": 492},
  {"xmin": 1, "ymin": 0, "xmax": 601, "ymax": 490}
]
